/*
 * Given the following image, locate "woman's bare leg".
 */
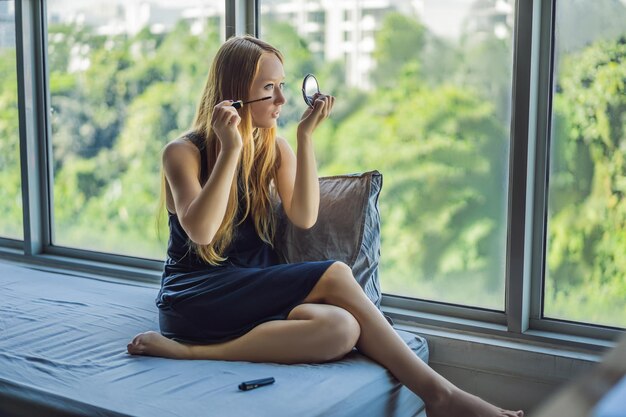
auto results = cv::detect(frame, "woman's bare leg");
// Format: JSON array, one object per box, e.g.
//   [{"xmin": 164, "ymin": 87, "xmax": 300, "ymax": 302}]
[
  {"xmin": 128, "ymin": 303, "xmax": 360, "ymax": 364},
  {"xmin": 129, "ymin": 261, "xmax": 523, "ymax": 417},
  {"xmin": 298, "ymin": 262, "xmax": 523, "ymax": 417}
]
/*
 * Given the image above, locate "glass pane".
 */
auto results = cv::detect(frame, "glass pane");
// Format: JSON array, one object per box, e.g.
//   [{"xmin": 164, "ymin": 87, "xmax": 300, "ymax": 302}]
[
  {"xmin": 0, "ymin": 0, "xmax": 23, "ymax": 240},
  {"xmin": 46, "ymin": 1, "xmax": 225, "ymax": 258},
  {"xmin": 545, "ymin": 0, "xmax": 626, "ymax": 327},
  {"xmin": 260, "ymin": 0, "xmax": 514, "ymax": 309}
]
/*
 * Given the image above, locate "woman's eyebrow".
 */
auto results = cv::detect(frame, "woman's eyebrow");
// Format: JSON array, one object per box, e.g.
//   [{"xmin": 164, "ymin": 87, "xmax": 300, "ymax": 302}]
[{"xmin": 258, "ymin": 76, "xmax": 286, "ymax": 83}]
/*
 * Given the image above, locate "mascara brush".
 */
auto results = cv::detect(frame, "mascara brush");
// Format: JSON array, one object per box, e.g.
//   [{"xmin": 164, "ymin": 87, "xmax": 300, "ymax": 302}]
[{"xmin": 232, "ymin": 96, "xmax": 272, "ymax": 109}]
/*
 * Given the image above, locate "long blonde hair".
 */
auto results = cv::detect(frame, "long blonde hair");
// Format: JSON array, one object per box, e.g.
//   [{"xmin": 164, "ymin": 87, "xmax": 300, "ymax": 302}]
[{"xmin": 157, "ymin": 35, "xmax": 283, "ymax": 265}]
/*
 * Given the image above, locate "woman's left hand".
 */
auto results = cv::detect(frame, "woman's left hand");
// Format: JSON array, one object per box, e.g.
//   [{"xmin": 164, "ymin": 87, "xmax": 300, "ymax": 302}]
[{"xmin": 297, "ymin": 93, "xmax": 335, "ymax": 139}]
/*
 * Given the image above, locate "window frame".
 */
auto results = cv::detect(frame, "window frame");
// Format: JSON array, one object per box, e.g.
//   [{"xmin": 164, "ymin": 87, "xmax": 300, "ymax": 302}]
[{"xmin": 2, "ymin": 0, "xmax": 623, "ymax": 350}]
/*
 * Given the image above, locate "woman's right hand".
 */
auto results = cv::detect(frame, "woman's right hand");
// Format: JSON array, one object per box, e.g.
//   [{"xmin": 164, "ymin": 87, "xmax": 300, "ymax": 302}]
[{"xmin": 211, "ymin": 100, "xmax": 243, "ymax": 151}]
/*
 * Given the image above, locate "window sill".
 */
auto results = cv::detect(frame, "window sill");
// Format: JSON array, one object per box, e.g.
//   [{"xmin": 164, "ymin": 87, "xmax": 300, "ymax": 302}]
[
  {"xmin": 382, "ymin": 304, "xmax": 615, "ymax": 354},
  {"xmin": 0, "ymin": 249, "xmax": 161, "ymax": 287}
]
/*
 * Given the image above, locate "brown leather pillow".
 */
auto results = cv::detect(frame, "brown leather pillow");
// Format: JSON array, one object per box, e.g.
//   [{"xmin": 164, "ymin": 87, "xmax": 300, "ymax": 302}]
[{"xmin": 274, "ymin": 171, "xmax": 383, "ymax": 308}]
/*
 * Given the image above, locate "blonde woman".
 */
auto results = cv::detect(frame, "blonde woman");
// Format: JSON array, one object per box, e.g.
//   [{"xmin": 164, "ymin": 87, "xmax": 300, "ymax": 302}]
[{"xmin": 127, "ymin": 35, "xmax": 523, "ymax": 417}]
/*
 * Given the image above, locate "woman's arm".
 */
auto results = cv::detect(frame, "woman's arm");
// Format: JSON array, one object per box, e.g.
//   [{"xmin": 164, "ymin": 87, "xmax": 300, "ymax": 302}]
[
  {"xmin": 163, "ymin": 101, "xmax": 242, "ymax": 245},
  {"xmin": 275, "ymin": 136, "xmax": 318, "ymax": 229},
  {"xmin": 276, "ymin": 95, "xmax": 334, "ymax": 229}
]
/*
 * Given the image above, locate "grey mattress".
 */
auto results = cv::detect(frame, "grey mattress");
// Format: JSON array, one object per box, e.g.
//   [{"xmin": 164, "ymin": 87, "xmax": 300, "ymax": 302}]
[{"xmin": 0, "ymin": 261, "xmax": 428, "ymax": 417}]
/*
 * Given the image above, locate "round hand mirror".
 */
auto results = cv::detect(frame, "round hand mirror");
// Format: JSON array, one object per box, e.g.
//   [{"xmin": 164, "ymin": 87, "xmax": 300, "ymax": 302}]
[{"xmin": 302, "ymin": 74, "xmax": 320, "ymax": 108}]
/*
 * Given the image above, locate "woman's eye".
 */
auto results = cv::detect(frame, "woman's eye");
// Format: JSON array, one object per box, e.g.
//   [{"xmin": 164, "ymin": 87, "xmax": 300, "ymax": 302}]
[{"xmin": 264, "ymin": 82, "xmax": 285, "ymax": 90}]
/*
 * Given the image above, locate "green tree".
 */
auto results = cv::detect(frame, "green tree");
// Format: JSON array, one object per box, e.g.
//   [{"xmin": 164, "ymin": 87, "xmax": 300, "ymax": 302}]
[
  {"xmin": 325, "ymin": 65, "xmax": 508, "ymax": 308},
  {"xmin": 547, "ymin": 37, "xmax": 626, "ymax": 326},
  {"xmin": 455, "ymin": 35, "xmax": 512, "ymax": 124},
  {"xmin": 0, "ymin": 47, "xmax": 22, "ymax": 238},
  {"xmin": 50, "ymin": 21, "xmax": 221, "ymax": 257},
  {"xmin": 371, "ymin": 13, "xmax": 426, "ymax": 87}
]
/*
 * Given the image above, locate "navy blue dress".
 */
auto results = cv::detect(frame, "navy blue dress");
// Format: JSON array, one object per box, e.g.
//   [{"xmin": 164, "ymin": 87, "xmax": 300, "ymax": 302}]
[{"xmin": 156, "ymin": 134, "xmax": 335, "ymax": 344}]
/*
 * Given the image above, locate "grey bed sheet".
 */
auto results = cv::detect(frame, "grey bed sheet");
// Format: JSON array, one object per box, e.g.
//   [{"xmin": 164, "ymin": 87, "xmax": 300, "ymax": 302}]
[{"xmin": 0, "ymin": 261, "xmax": 428, "ymax": 417}]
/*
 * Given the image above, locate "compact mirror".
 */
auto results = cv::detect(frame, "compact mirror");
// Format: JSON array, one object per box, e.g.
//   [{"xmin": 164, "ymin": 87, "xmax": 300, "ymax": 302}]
[{"xmin": 302, "ymin": 74, "xmax": 320, "ymax": 108}]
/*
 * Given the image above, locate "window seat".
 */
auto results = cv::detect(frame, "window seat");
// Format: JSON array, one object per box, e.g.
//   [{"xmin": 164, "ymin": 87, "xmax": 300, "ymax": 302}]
[{"xmin": 0, "ymin": 261, "xmax": 428, "ymax": 417}]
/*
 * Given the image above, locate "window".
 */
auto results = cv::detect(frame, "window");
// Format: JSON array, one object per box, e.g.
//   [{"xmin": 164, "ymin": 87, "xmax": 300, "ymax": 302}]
[
  {"xmin": 5, "ymin": 0, "xmax": 623, "ymax": 342},
  {"xmin": 308, "ymin": 11, "xmax": 325, "ymax": 24},
  {"xmin": 261, "ymin": 0, "xmax": 514, "ymax": 310},
  {"xmin": 544, "ymin": 0, "xmax": 626, "ymax": 328},
  {"xmin": 45, "ymin": 0, "xmax": 224, "ymax": 259},
  {"xmin": 0, "ymin": 0, "xmax": 22, "ymax": 240}
]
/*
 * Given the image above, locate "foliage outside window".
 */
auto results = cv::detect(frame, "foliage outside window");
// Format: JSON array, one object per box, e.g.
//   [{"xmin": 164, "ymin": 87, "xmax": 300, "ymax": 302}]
[
  {"xmin": 0, "ymin": 0, "xmax": 22, "ymax": 240},
  {"xmin": 45, "ymin": 1, "xmax": 224, "ymax": 258},
  {"xmin": 544, "ymin": 0, "xmax": 626, "ymax": 328},
  {"xmin": 261, "ymin": 0, "xmax": 514, "ymax": 310}
]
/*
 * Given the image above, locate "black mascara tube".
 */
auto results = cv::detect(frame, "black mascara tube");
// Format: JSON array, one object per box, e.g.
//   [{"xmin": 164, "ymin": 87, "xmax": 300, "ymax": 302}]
[{"xmin": 238, "ymin": 377, "xmax": 275, "ymax": 391}]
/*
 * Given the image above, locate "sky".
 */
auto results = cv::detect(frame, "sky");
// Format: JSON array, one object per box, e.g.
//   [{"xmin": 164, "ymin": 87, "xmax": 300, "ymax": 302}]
[{"xmin": 421, "ymin": 0, "xmax": 474, "ymax": 38}]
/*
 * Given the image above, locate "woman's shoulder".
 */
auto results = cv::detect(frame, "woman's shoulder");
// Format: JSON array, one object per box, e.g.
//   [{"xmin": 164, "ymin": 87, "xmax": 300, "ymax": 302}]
[
  {"xmin": 275, "ymin": 136, "xmax": 293, "ymax": 154},
  {"xmin": 275, "ymin": 135, "xmax": 288, "ymax": 146},
  {"xmin": 162, "ymin": 134, "xmax": 202, "ymax": 161},
  {"xmin": 168, "ymin": 131, "xmax": 205, "ymax": 149},
  {"xmin": 274, "ymin": 135, "xmax": 296, "ymax": 164}
]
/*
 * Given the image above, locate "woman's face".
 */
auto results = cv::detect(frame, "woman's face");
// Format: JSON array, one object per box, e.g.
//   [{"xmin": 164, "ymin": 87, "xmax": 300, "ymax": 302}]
[{"xmin": 248, "ymin": 53, "xmax": 286, "ymax": 129}]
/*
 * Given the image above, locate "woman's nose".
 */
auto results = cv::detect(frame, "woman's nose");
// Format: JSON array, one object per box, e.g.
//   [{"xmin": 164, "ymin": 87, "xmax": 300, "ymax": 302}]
[{"xmin": 274, "ymin": 88, "xmax": 286, "ymax": 105}]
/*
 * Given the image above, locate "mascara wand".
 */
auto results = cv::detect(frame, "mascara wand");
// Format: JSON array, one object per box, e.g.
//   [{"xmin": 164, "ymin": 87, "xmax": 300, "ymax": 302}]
[{"xmin": 232, "ymin": 96, "xmax": 272, "ymax": 109}]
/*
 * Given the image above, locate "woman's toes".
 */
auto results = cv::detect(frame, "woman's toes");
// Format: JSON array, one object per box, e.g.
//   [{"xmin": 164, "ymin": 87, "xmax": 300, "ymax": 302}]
[
  {"xmin": 127, "ymin": 342, "xmax": 141, "ymax": 355},
  {"xmin": 127, "ymin": 332, "xmax": 153, "ymax": 355},
  {"xmin": 126, "ymin": 331, "xmax": 191, "ymax": 359}
]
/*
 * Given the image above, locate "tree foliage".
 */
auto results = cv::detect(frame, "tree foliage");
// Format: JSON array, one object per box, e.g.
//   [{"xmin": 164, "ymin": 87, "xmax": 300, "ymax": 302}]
[
  {"xmin": 0, "ymin": 47, "xmax": 22, "ymax": 238},
  {"xmin": 547, "ymin": 37, "xmax": 626, "ymax": 326}
]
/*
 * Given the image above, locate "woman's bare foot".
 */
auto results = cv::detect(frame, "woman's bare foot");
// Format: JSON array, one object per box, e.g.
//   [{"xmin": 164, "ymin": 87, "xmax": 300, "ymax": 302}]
[
  {"xmin": 426, "ymin": 385, "xmax": 524, "ymax": 417},
  {"xmin": 127, "ymin": 331, "xmax": 192, "ymax": 359}
]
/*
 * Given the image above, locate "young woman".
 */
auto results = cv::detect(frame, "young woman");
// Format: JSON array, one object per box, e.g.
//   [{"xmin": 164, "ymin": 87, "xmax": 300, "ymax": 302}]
[{"xmin": 127, "ymin": 35, "xmax": 523, "ymax": 417}]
